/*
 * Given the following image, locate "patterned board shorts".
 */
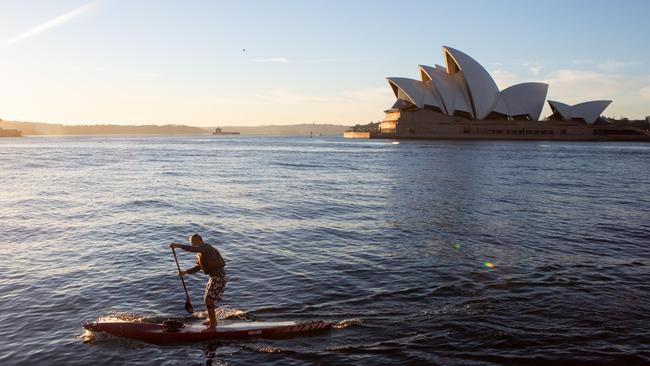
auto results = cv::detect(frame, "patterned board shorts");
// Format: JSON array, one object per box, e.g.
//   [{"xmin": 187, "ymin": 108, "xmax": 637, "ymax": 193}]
[{"xmin": 204, "ymin": 273, "xmax": 226, "ymax": 309}]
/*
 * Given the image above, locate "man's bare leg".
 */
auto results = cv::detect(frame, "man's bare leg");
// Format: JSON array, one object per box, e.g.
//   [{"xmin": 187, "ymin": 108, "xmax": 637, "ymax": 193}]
[
  {"xmin": 208, "ymin": 308, "xmax": 217, "ymax": 329},
  {"xmin": 202, "ymin": 307, "xmax": 217, "ymax": 332}
]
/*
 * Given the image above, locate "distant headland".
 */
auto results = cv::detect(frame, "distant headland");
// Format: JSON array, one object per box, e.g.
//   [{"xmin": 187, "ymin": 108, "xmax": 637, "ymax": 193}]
[{"xmin": 0, "ymin": 119, "xmax": 350, "ymax": 137}]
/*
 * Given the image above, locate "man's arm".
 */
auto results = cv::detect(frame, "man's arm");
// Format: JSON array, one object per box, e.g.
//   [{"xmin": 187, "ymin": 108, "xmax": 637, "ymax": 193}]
[
  {"xmin": 170, "ymin": 243, "xmax": 204, "ymax": 253},
  {"xmin": 183, "ymin": 265, "xmax": 201, "ymax": 275}
]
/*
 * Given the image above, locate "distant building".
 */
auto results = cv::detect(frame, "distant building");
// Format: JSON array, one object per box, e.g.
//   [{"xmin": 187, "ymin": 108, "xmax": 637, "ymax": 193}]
[
  {"xmin": 344, "ymin": 46, "xmax": 650, "ymax": 141},
  {"xmin": 385, "ymin": 46, "xmax": 610, "ymax": 123}
]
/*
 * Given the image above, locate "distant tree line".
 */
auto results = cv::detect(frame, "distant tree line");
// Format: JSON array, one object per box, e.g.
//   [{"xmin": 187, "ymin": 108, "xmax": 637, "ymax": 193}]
[
  {"xmin": 604, "ymin": 117, "xmax": 650, "ymax": 130},
  {"xmin": 0, "ymin": 120, "xmax": 206, "ymax": 135},
  {"xmin": 347, "ymin": 122, "xmax": 380, "ymax": 132}
]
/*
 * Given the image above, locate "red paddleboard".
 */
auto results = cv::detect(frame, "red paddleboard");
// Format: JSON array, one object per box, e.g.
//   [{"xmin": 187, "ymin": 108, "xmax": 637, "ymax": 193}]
[{"xmin": 84, "ymin": 320, "xmax": 331, "ymax": 344}]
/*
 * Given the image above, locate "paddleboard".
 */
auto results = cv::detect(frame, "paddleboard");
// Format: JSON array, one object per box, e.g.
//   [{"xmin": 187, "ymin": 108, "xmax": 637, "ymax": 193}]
[{"xmin": 84, "ymin": 320, "xmax": 331, "ymax": 344}]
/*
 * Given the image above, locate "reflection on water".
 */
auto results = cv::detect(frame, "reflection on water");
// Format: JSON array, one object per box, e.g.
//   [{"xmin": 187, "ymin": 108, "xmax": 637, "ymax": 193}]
[{"xmin": 0, "ymin": 136, "xmax": 649, "ymax": 365}]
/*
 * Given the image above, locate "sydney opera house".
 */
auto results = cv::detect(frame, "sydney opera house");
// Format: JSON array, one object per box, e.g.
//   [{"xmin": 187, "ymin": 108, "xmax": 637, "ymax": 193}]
[{"xmin": 345, "ymin": 46, "xmax": 650, "ymax": 141}]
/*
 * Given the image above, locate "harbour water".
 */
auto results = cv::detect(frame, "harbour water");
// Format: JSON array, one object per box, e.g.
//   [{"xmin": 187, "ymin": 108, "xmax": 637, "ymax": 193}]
[{"xmin": 1, "ymin": 136, "xmax": 649, "ymax": 365}]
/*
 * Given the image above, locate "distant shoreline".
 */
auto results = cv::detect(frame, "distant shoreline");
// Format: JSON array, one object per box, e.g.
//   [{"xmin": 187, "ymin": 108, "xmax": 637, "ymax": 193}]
[
  {"xmin": 8, "ymin": 134, "xmax": 348, "ymax": 138},
  {"xmin": 0, "ymin": 120, "xmax": 352, "ymax": 136}
]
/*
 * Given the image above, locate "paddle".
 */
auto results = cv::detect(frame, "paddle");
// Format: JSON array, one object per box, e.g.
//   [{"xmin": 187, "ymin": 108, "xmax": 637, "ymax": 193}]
[{"xmin": 171, "ymin": 247, "xmax": 193, "ymax": 314}]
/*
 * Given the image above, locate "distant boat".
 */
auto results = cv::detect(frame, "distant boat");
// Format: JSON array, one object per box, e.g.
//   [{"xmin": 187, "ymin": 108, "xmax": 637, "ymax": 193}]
[
  {"xmin": 212, "ymin": 127, "xmax": 240, "ymax": 135},
  {"xmin": 0, "ymin": 127, "xmax": 22, "ymax": 137}
]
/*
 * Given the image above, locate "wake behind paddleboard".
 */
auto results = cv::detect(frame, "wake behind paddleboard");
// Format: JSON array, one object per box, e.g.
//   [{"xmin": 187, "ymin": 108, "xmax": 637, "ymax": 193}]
[{"xmin": 84, "ymin": 320, "xmax": 331, "ymax": 344}]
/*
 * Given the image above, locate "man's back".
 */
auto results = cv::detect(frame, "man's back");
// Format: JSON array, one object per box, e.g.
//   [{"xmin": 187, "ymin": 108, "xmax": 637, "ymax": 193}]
[{"xmin": 195, "ymin": 243, "xmax": 225, "ymax": 276}]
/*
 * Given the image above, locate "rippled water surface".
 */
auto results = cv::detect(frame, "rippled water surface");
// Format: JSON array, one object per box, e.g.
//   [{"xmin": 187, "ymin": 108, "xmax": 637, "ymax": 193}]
[{"xmin": 1, "ymin": 136, "xmax": 649, "ymax": 365}]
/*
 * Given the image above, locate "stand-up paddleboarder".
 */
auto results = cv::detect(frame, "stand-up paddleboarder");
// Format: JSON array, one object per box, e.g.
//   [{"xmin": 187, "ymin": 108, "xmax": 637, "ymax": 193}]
[{"xmin": 170, "ymin": 234, "xmax": 226, "ymax": 332}]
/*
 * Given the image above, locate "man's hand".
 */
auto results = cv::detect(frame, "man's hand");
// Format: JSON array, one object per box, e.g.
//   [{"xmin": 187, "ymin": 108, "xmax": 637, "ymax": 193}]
[{"xmin": 170, "ymin": 243, "xmax": 180, "ymax": 249}]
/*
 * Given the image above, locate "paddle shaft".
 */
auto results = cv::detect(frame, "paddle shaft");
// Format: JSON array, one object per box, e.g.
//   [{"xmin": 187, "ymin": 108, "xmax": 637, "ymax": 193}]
[{"xmin": 171, "ymin": 247, "xmax": 191, "ymax": 303}]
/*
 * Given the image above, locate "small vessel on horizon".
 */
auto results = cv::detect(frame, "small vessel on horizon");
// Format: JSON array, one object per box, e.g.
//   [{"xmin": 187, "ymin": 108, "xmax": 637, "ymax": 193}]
[{"xmin": 212, "ymin": 127, "xmax": 240, "ymax": 135}]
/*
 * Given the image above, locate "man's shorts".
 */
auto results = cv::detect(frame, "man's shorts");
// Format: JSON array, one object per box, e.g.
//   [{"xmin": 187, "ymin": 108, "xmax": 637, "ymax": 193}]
[{"xmin": 204, "ymin": 273, "xmax": 226, "ymax": 309}]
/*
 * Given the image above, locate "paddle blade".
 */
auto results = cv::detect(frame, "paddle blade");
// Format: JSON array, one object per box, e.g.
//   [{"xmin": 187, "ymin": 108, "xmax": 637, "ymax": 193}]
[{"xmin": 185, "ymin": 298, "xmax": 193, "ymax": 314}]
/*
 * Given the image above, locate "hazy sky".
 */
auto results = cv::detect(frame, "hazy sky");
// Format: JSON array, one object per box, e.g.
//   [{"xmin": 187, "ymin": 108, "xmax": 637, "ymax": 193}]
[{"xmin": 1, "ymin": 0, "xmax": 649, "ymax": 126}]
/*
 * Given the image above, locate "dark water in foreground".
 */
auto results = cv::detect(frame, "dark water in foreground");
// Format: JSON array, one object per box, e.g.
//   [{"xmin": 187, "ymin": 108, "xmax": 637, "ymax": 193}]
[{"xmin": 1, "ymin": 136, "xmax": 649, "ymax": 365}]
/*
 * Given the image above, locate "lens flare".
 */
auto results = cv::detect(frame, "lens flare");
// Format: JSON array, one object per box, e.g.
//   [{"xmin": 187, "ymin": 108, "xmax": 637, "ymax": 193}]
[
  {"xmin": 452, "ymin": 243, "xmax": 461, "ymax": 251},
  {"xmin": 483, "ymin": 261, "xmax": 495, "ymax": 268}
]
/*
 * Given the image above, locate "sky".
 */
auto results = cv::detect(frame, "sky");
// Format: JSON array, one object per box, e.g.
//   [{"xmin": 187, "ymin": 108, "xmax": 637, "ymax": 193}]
[{"xmin": 0, "ymin": 0, "xmax": 649, "ymax": 126}]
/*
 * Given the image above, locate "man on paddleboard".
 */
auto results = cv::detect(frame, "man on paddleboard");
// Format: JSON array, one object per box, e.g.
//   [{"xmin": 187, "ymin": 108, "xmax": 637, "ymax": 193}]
[{"xmin": 170, "ymin": 234, "xmax": 226, "ymax": 332}]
